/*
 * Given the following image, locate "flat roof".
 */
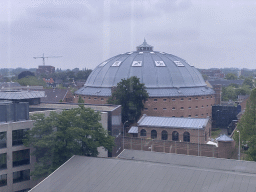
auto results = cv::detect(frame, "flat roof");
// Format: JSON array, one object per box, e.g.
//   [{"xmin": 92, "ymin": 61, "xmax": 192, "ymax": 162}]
[
  {"xmin": 0, "ymin": 90, "xmax": 45, "ymax": 100},
  {"xmin": 29, "ymin": 103, "xmax": 121, "ymax": 112},
  {"xmin": 138, "ymin": 115, "xmax": 209, "ymax": 129},
  {"xmin": 30, "ymin": 151, "xmax": 256, "ymax": 192}
]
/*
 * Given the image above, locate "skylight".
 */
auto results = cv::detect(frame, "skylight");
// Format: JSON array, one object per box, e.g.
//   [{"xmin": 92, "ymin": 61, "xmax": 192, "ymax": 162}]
[
  {"xmin": 139, "ymin": 52, "xmax": 143, "ymax": 54},
  {"xmin": 132, "ymin": 61, "xmax": 142, "ymax": 67},
  {"xmin": 127, "ymin": 52, "xmax": 133, "ymax": 55},
  {"xmin": 112, "ymin": 61, "xmax": 122, "ymax": 67},
  {"xmin": 155, "ymin": 61, "xmax": 166, "ymax": 67},
  {"xmin": 174, "ymin": 61, "xmax": 184, "ymax": 67},
  {"xmin": 99, "ymin": 62, "xmax": 108, "ymax": 67},
  {"xmin": 150, "ymin": 52, "xmax": 155, "ymax": 54}
]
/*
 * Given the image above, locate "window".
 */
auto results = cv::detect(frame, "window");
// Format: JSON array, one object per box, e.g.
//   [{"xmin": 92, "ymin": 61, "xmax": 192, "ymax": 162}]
[
  {"xmin": 88, "ymin": 97, "xmax": 91, "ymax": 100},
  {"xmin": 163, "ymin": 108, "xmax": 167, "ymax": 110},
  {"xmin": 0, "ymin": 174, "xmax": 7, "ymax": 187},
  {"xmin": 161, "ymin": 131, "xmax": 168, "ymax": 140},
  {"xmin": 154, "ymin": 108, "xmax": 157, "ymax": 110},
  {"xmin": 172, "ymin": 107, "xmax": 176, "ymax": 110},
  {"xmin": 172, "ymin": 116, "xmax": 175, "ymax": 117},
  {"xmin": 163, "ymin": 99, "xmax": 167, "ymax": 101},
  {"xmin": 207, "ymin": 105, "xmax": 208, "ymax": 107},
  {"xmin": 188, "ymin": 107, "xmax": 191, "ymax": 109},
  {"xmin": 151, "ymin": 130, "xmax": 157, "ymax": 139},
  {"xmin": 101, "ymin": 98, "xmax": 104, "ymax": 101},
  {"xmin": 13, "ymin": 169, "xmax": 30, "ymax": 183},
  {"xmin": 201, "ymin": 105, "xmax": 204, "ymax": 108},
  {"xmin": 83, "ymin": 97, "xmax": 85, "ymax": 99},
  {"xmin": 201, "ymin": 114, "xmax": 204, "ymax": 116},
  {"xmin": 188, "ymin": 98, "xmax": 191, "ymax": 101},
  {"xmin": 183, "ymin": 132, "xmax": 190, "ymax": 142},
  {"xmin": 206, "ymin": 113, "xmax": 208, "ymax": 116},
  {"xmin": 145, "ymin": 99, "xmax": 148, "ymax": 102},
  {"xmin": 13, "ymin": 149, "xmax": 30, "ymax": 167},
  {"xmin": 180, "ymin": 116, "xmax": 183, "ymax": 117},
  {"xmin": 0, "ymin": 154, "xmax": 7, "ymax": 170},
  {"xmin": 144, "ymin": 108, "xmax": 148, "ymax": 111},
  {"xmin": 0, "ymin": 132, "xmax": 6, "ymax": 148},
  {"xmin": 12, "ymin": 129, "xmax": 29, "ymax": 146},
  {"xmin": 196, "ymin": 106, "xmax": 198, "ymax": 109},
  {"xmin": 180, "ymin": 98, "xmax": 184, "ymax": 101},
  {"xmin": 211, "ymin": 96, "xmax": 212, "ymax": 98},
  {"xmin": 94, "ymin": 98, "xmax": 97, "ymax": 100},
  {"xmin": 207, "ymin": 96, "xmax": 209, "ymax": 99},
  {"xmin": 140, "ymin": 129, "xmax": 146, "ymax": 137},
  {"xmin": 180, "ymin": 107, "xmax": 184, "ymax": 110},
  {"xmin": 188, "ymin": 115, "xmax": 191, "ymax": 117},
  {"xmin": 202, "ymin": 97, "xmax": 204, "ymax": 100},
  {"xmin": 172, "ymin": 131, "xmax": 179, "ymax": 141},
  {"xmin": 172, "ymin": 98, "xmax": 175, "ymax": 101},
  {"xmin": 195, "ymin": 97, "xmax": 198, "ymax": 100},
  {"xmin": 154, "ymin": 99, "xmax": 157, "ymax": 101},
  {"xmin": 195, "ymin": 114, "xmax": 198, "ymax": 117}
]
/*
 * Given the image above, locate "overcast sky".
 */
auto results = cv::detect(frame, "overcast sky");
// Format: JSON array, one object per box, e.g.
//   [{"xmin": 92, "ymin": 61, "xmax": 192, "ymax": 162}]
[{"xmin": 1, "ymin": 0, "xmax": 256, "ymax": 70}]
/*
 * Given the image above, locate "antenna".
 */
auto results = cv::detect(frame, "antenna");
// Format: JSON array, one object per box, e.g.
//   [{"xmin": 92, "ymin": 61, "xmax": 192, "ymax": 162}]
[{"xmin": 33, "ymin": 53, "xmax": 62, "ymax": 66}]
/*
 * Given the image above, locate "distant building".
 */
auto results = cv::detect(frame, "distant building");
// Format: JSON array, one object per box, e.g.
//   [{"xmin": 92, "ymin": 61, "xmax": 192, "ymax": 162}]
[
  {"xmin": 40, "ymin": 88, "xmax": 73, "ymax": 103},
  {"xmin": 200, "ymin": 69, "xmax": 225, "ymax": 79},
  {"xmin": 42, "ymin": 78, "xmax": 54, "ymax": 87},
  {"xmin": 75, "ymin": 40, "xmax": 215, "ymax": 118},
  {"xmin": 208, "ymin": 79, "xmax": 244, "ymax": 87},
  {"xmin": 36, "ymin": 65, "xmax": 55, "ymax": 75}
]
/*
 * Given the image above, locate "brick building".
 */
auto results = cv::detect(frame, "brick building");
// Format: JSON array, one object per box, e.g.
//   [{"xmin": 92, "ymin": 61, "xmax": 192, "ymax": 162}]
[
  {"xmin": 75, "ymin": 40, "xmax": 215, "ymax": 118},
  {"xmin": 129, "ymin": 114, "xmax": 211, "ymax": 144}
]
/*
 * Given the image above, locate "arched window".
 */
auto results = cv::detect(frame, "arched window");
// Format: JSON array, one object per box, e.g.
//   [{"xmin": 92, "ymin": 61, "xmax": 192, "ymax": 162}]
[
  {"xmin": 172, "ymin": 131, "xmax": 179, "ymax": 141},
  {"xmin": 151, "ymin": 130, "xmax": 157, "ymax": 139},
  {"xmin": 183, "ymin": 132, "xmax": 190, "ymax": 142},
  {"xmin": 161, "ymin": 130, "xmax": 168, "ymax": 140},
  {"xmin": 140, "ymin": 129, "xmax": 146, "ymax": 137}
]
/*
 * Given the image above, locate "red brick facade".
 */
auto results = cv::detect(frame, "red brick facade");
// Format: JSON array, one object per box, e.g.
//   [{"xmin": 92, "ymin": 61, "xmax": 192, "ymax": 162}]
[
  {"xmin": 137, "ymin": 120, "xmax": 211, "ymax": 144},
  {"xmin": 75, "ymin": 94, "xmax": 215, "ymax": 118}
]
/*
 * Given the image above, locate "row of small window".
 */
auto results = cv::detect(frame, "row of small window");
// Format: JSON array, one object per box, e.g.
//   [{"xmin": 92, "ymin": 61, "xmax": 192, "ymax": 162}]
[
  {"xmin": 0, "ymin": 170, "xmax": 30, "ymax": 187},
  {"xmin": 0, "ymin": 129, "xmax": 29, "ymax": 149},
  {"xmin": 150, "ymin": 96, "xmax": 213, "ymax": 102},
  {"xmin": 145, "ymin": 106, "xmax": 211, "ymax": 110},
  {"xmin": 0, "ymin": 149, "xmax": 30, "ymax": 170},
  {"xmin": 140, "ymin": 129, "xmax": 190, "ymax": 142},
  {"xmin": 76, "ymin": 96, "xmax": 105, "ymax": 101}
]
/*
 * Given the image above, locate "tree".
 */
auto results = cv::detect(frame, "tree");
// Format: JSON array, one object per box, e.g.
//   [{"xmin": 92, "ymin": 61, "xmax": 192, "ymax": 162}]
[
  {"xmin": 225, "ymin": 73, "xmax": 238, "ymax": 80},
  {"xmin": 17, "ymin": 76, "xmax": 46, "ymax": 87},
  {"xmin": 243, "ymin": 77, "xmax": 254, "ymax": 89},
  {"xmin": 235, "ymin": 88, "xmax": 256, "ymax": 161},
  {"xmin": 23, "ymin": 106, "xmax": 115, "ymax": 179},
  {"xmin": 107, "ymin": 76, "xmax": 148, "ymax": 124},
  {"xmin": 18, "ymin": 71, "xmax": 35, "ymax": 79},
  {"xmin": 78, "ymin": 95, "xmax": 84, "ymax": 103}
]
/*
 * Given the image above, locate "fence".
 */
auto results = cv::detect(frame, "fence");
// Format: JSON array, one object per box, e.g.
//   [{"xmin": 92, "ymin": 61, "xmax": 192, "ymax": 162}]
[{"xmin": 123, "ymin": 137, "xmax": 219, "ymax": 158}]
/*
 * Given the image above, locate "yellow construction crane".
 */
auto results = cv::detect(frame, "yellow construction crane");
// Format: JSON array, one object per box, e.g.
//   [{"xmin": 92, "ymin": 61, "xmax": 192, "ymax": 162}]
[{"xmin": 33, "ymin": 53, "xmax": 62, "ymax": 66}]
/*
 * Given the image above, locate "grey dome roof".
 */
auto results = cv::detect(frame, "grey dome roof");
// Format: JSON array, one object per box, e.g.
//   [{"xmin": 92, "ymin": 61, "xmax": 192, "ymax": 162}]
[{"xmin": 76, "ymin": 40, "xmax": 214, "ymax": 97}]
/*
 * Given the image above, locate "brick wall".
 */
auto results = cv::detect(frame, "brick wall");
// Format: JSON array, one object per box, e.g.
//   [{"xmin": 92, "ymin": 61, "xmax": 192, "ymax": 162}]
[{"xmin": 123, "ymin": 137, "xmax": 237, "ymax": 159}]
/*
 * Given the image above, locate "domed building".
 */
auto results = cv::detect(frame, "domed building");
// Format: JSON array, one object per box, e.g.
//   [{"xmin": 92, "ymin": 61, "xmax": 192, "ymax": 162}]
[{"xmin": 75, "ymin": 40, "xmax": 216, "ymax": 118}]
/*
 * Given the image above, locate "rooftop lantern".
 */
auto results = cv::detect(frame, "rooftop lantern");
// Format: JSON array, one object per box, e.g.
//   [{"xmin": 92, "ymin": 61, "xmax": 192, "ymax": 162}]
[{"xmin": 136, "ymin": 38, "xmax": 153, "ymax": 51}]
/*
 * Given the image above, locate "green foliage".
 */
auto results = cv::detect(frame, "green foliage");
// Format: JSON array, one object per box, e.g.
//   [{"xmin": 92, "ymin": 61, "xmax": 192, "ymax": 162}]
[
  {"xmin": 235, "ymin": 89, "xmax": 256, "ymax": 161},
  {"xmin": 225, "ymin": 73, "xmax": 238, "ymax": 80},
  {"xmin": 23, "ymin": 106, "xmax": 115, "ymax": 179},
  {"xmin": 17, "ymin": 76, "xmax": 46, "ymax": 87},
  {"xmin": 222, "ymin": 85, "xmax": 251, "ymax": 101},
  {"xmin": 78, "ymin": 96, "xmax": 84, "ymax": 103},
  {"xmin": 108, "ymin": 76, "xmax": 148, "ymax": 124},
  {"xmin": 243, "ymin": 77, "xmax": 254, "ymax": 89}
]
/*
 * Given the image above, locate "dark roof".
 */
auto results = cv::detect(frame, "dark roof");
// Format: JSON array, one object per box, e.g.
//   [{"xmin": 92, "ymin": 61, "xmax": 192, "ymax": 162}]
[
  {"xmin": 208, "ymin": 79, "xmax": 244, "ymax": 87},
  {"xmin": 30, "ymin": 150, "xmax": 256, "ymax": 192},
  {"xmin": 41, "ymin": 89, "xmax": 70, "ymax": 103}
]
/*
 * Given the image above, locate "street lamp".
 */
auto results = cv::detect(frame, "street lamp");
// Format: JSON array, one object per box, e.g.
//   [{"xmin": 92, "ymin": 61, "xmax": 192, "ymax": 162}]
[
  {"xmin": 237, "ymin": 130, "xmax": 240, "ymax": 160},
  {"xmin": 123, "ymin": 120, "xmax": 128, "ymax": 151}
]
